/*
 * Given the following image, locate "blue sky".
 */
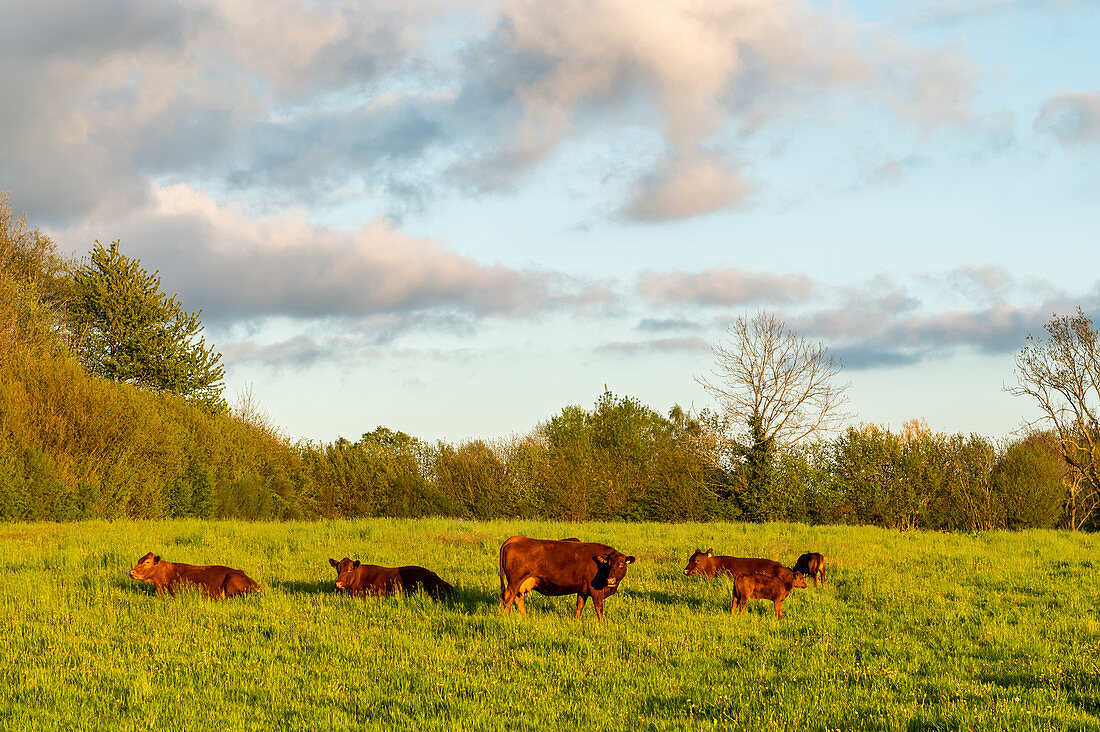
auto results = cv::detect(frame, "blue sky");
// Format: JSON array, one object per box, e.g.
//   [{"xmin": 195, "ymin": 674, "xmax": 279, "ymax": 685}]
[{"xmin": 2, "ymin": 0, "xmax": 1098, "ymax": 443}]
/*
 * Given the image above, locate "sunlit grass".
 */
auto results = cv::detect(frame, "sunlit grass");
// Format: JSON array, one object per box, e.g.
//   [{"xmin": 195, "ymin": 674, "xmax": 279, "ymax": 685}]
[{"xmin": 0, "ymin": 519, "xmax": 1097, "ymax": 730}]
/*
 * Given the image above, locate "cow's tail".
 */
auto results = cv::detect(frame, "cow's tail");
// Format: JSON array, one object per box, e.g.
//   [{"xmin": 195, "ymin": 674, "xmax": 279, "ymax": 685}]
[{"xmin": 498, "ymin": 537, "xmax": 513, "ymax": 604}]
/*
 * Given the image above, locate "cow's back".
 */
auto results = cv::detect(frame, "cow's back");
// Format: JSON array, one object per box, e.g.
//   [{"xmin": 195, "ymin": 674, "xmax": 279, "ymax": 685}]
[
  {"xmin": 397, "ymin": 566, "xmax": 453, "ymax": 600},
  {"xmin": 717, "ymin": 557, "xmax": 793, "ymax": 582},
  {"xmin": 348, "ymin": 565, "xmax": 403, "ymax": 596},
  {"xmin": 173, "ymin": 563, "xmax": 261, "ymax": 599},
  {"xmin": 793, "ymin": 552, "xmax": 825, "ymax": 584},
  {"xmin": 738, "ymin": 573, "xmax": 792, "ymax": 601}
]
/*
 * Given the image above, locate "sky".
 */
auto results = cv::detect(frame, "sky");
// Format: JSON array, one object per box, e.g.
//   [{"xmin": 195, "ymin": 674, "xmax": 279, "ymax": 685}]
[{"xmin": 2, "ymin": 0, "xmax": 1098, "ymax": 444}]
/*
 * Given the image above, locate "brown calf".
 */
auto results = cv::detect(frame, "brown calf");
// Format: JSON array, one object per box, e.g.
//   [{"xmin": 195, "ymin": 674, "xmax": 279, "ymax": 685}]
[
  {"xmin": 792, "ymin": 552, "xmax": 826, "ymax": 586},
  {"xmin": 329, "ymin": 558, "xmax": 453, "ymax": 600},
  {"xmin": 128, "ymin": 552, "xmax": 261, "ymax": 599},
  {"xmin": 732, "ymin": 572, "xmax": 807, "ymax": 618},
  {"xmin": 683, "ymin": 549, "xmax": 794, "ymax": 583}
]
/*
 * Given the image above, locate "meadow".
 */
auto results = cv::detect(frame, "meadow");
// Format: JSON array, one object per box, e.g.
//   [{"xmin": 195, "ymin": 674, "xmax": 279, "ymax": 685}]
[{"xmin": 0, "ymin": 519, "xmax": 1097, "ymax": 731}]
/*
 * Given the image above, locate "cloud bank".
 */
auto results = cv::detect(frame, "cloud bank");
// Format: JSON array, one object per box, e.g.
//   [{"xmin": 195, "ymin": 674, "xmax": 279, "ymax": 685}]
[
  {"xmin": 58, "ymin": 185, "xmax": 607, "ymax": 322},
  {"xmin": 634, "ymin": 265, "xmax": 1100, "ymax": 369},
  {"xmin": 1, "ymin": 0, "xmax": 982, "ymax": 226}
]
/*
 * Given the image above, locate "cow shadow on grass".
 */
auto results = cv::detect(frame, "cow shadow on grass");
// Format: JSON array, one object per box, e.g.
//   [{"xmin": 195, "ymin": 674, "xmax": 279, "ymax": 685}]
[
  {"xmin": 268, "ymin": 579, "xmax": 334, "ymax": 596},
  {"xmin": 443, "ymin": 585, "xmax": 499, "ymax": 614},
  {"xmin": 113, "ymin": 578, "xmax": 157, "ymax": 596},
  {"xmin": 621, "ymin": 587, "xmax": 709, "ymax": 611}
]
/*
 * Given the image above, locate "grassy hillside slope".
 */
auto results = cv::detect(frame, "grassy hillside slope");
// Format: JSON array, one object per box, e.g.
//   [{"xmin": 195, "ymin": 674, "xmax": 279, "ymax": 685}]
[{"xmin": 0, "ymin": 519, "xmax": 1096, "ymax": 730}]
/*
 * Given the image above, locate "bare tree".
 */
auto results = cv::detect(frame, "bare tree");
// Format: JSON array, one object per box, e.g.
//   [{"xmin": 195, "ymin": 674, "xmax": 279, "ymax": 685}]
[
  {"xmin": 697, "ymin": 312, "xmax": 851, "ymax": 458},
  {"xmin": 1009, "ymin": 308, "xmax": 1100, "ymax": 531},
  {"xmin": 232, "ymin": 381, "xmax": 275, "ymax": 433}
]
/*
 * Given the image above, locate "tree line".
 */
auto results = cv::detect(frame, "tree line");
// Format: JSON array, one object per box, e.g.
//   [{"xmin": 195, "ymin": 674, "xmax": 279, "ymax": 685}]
[{"xmin": 1, "ymin": 195, "xmax": 1097, "ymax": 529}]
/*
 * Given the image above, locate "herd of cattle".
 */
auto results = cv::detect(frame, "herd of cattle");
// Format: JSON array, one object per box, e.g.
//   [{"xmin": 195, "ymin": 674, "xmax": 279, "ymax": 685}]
[{"xmin": 128, "ymin": 537, "xmax": 826, "ymax": 619}]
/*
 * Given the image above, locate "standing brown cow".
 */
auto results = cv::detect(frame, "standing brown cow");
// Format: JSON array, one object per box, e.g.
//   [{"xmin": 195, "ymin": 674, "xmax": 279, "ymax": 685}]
[
  {"xmin": 329, "ymin": 558, "xmax": 453, "ymax": 600},
  {"xmin": 792, "ymin": 552, "xmax": 826, "ymax": 586},
  {"xmin": 683, "ymin": 548, "xmax": 794, "ymax": 583},
  {"xmin": 499, "ymin": 536, "xmax": 635, "ymax": 621},
  {"xmin": 732, "ymin": 572, "xmax": 807, "ymax": 618},
  {"xmin": 128, "ymin": 552, "xmax": 261, "ymax": 599}
]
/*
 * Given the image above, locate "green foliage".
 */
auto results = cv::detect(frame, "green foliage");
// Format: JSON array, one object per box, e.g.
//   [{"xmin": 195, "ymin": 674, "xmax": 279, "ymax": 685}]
[
  {"xmin": 990, "ymin": 431, "xmax": 1066, "ymax": 529},
  {"xmin": 435, "ymin": 440, "xmax": 512, "ymax": 519},
  {"xmin": 67, "ymin": 239, "xmax": 226, "ymax": 412},
  {"xmin": 0, "ymin": 195, "xmax": 70, "ymax": 358},
  {"xmin": 301, "ymin": 428, "xmax": 446, "ymax": 519},
  {"xmin": 0, "ymin": 329, "xmax": 310, "ymax": 522},
  {"xmin": 297, "ymin": 391, "xmax": 723, "ymax": 523},
  {"xmin": 728, "ymin": 416, "xmax": 779, "ymax": 521},
  {"xmin": 537, "ymin": 390, "xmax": 721, "ymax": 521}
]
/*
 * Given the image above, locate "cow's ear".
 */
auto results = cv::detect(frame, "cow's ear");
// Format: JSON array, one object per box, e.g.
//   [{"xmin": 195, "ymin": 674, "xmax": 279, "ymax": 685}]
[
  {"xmin": 153, "ymin": 555, "xmax": 161, "ymax": 564},
  {"xmin": 329, "ymin": 558, "xmax": 338, "ymax": 568},
  {"xmin": 706, "ymin": 549, "xmax": 713, "ymax": 557},
  {"xmin": 594, "ymin": 554, "xmax": 610, "ymax": 565},
  {"xmin": 625, "ymin": 556, "xmax": 636, "ymax": 564},
  {"xmin": 353, "ymin": 560, "xmax": 361, "ymax": 569}
]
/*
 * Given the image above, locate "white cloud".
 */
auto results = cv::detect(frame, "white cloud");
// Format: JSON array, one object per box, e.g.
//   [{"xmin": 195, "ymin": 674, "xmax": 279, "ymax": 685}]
[
  {"xmin": 639, "ymin": 268, "xmax": 815, "ymax": 306},
  {"xmin": 1035, "ymin": 91, "xmax": 1100, "ymax": 146},
  {"xmin": 1, "ymin": 0, "xmax": 982, "ymax": 226},
  {"xmin": 55, "ymin": 184, "xmax": 605, "ymax": 321}
]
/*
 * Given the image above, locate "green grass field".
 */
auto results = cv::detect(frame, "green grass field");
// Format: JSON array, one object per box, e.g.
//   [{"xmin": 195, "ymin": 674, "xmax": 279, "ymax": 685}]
[{"xmin": 0, "ymin": 519, "xmax": 1097, "ymax": 730}]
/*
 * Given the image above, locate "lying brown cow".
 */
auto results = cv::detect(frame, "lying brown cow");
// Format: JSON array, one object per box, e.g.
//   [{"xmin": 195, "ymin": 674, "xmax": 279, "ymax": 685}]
[
  {"xmin": 733, "ymin": 572, "xmax": 807, "ymax": 618},
  {"xmin": 499, "ymin": 536, "xmax": 635, "ymax": 621},
  {"xmin": 128, "ymin": 552, "xmax": 261, "ymax": 599},
  {"xmin": 792, "ymin": 552, "xmax": 826, "ymax": 586},
  {"xmin": 683, "ymin": 548, "xmax": 793, "ymax": 583},
  {"xmin": 329, "ymin": 558, "xmax": 453, "ymax": 600}
]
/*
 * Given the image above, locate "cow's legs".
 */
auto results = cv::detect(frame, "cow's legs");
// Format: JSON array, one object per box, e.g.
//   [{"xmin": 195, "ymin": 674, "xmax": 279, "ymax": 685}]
[
  {"xmin": 774, "ymin": 599, "xmax": 783, "ymax": 618},
  {"xmin": 515, "ymin": 591, "xmax": 527, "ymax": 617},
  {"xmin": 501, "ymin": 584, "xmax": 517, "ymax": 615},
  {"xmin": 592, "ymin": 595, "xmax": 605, "ymax": 622},
  {"xmin": 574, "ymin": 594, "xmax": 586, "ymax": 619}
]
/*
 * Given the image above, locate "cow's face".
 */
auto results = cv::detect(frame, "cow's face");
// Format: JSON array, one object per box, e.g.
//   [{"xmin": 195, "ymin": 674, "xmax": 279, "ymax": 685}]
[
  {"xmin": 334, "ymin": 560, "xmax": 361, "ymax": 591},
  {"xmin": 791, "ymin": 572, "xmax": 808, "ymax": 589},
  {"xmin": 329, "ymin": 557, "xmax": 356, "ymax": 576},
  {"xmin": 683, "ymin": 548, "xmax": 713, "ymax": 576},
  {"xmin": 129, "ymin": 552, "xmax": 161, "ymax": 581},
  {"xmin": 595, "ymin": 552, "xmax": 636, "ymax": 589}
]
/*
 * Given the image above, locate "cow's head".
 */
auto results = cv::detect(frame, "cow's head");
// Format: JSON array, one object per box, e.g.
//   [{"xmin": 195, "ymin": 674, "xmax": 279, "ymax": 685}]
[
  {"xmin": 334, "ymin": 560, "xmax": 361, "ymax": 591},
  {"xmin": 683, "ymin": 548, "xmax": 714, "ymax": 577},
  {"xmin": 791, "ymin": 572, "xmax": 808, "ymax": 589},
  {"xmin": 329, "ymin": 557, "xmax": 356, "ymax": 576},
  {"xmin": 594, "ymin": 551, "xmax": 635, "ymax": 589},
  {"xmin": 129, "ymin": 552, "xmax": 161, "ymax": 581}
]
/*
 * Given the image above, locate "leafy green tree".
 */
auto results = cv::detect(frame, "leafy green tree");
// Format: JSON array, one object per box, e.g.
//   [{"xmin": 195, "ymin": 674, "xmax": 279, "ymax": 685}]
[
  {"xmin": 1, "ymin": 194, "xmax": 71, "ymax": 355},
  {"xmin": 990, "ymin": 431, "xmax": 1067, "ymax": 530},
  {"xmin": 68, "ymin": 240, "xmax": 226, "ymax": 411}
]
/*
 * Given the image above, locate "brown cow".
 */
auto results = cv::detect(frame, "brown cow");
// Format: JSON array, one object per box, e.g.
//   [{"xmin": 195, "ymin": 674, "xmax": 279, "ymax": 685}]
[
  {"xmin": 732, "ymin": 572, "xmax": 807, "ymax": 618},
  {"xmin": 128, "ymin": 552, "xmax": 261, "ymax": 599},
  {"xmin": 499, "ymin": 536, "xmax": 635, "ymax": 621},
  {"xmin": 329, "ymin": 558, "xmax": 453, "ymax": 600},
  {"xmin": 792, "ymin": 552, "xmax": 826, "ymax": 586},
  {"xmin": 683, "ymin": 548, "xmax": 794, "ymax": 583}
]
